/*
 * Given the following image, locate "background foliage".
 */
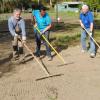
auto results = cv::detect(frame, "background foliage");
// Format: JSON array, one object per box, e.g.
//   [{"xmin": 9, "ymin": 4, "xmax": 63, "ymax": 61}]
[{"xmin": 0, "ymin": 0, "xmax": 100, "ymax": 13}]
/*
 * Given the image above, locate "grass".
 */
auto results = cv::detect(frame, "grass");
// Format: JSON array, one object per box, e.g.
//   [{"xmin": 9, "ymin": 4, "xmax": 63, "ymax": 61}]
[
  {"xmin": 50, "ymin": 28, "xmax": 100, "ymax": 51},
  {"xmin": 0, "ymin": 9, "xmax": 100, "ymax": 20},
  {"xmin": 51, "ymin": 33, "xmax": 80, "ymax": 50},
  {"xmin": 0, "ymin": 9, "xmax": 100, "ymax": 50},
  {"xmin": 48, "ymin": 10, "xmax": 79, "ymax": 20},
  {"xmin": 94, "ymin": 29, "xmax": 100, "ymax": 42}
]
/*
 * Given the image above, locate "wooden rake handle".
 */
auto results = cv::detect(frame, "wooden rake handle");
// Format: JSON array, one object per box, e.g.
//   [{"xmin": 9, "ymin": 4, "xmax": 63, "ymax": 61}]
[
  {"xmin": 18, "ymin": 38, "xmax": 50, "ymax": 76},
  {"xmin": 35, "ymin": 27, "xmax": 66, "ymax": 64}
]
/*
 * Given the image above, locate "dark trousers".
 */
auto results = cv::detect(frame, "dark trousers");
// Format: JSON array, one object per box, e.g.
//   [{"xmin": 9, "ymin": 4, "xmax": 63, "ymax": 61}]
[
  {"xmin": 35, "ymin": 31, "xmax": 51, "ymax": 57},
  {"xmin": 12, "ymin": 35, "xmax": 24, "ymax": 55}
]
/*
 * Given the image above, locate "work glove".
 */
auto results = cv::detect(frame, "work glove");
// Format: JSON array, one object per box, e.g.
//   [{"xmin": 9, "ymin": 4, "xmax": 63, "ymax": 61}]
[
  {"xmin": 34, "ymin": 23, "xmax": 37, "ymax": 28},
  {"xmin": 15, "ymin": 33, "xmax": 18, "ymax": 37},
  {"xmin": 89, "ymin": 31, "xmax": 93, "ymax": 37},
  {"xmin": 15, "ymin": 33, "xmax": 21, "ymax": 40},
  {"xmin": 40, "ymin": 31, "xmax": 45, "ymax": 36}
]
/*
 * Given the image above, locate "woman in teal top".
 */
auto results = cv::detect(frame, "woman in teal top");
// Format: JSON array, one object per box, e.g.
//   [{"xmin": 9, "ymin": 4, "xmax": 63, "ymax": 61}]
[{"xmin": 34, "ymin": 6, "xmax": 52, "ymax": 61}]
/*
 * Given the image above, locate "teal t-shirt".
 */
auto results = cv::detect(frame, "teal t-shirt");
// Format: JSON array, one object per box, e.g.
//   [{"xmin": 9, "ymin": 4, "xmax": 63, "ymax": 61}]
[{"xmin": 35, "ymin": 12, "xmax": 52, "ymax": 31}]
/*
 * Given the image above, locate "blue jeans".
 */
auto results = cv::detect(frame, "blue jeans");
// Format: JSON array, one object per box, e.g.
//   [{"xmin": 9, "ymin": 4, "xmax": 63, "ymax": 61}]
[
  {"xmin": 35, "ymin": 30, "xmax": 51, "ymax": 57},
  {"xmin": 81, "ymin": 28, "xmax": 95, "ymax": 54}
]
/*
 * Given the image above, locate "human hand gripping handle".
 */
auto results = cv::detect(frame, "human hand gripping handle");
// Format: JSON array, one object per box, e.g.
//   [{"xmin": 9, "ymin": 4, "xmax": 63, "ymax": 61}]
[
  {"xmin": 89, "ymin": 31, "xmax": 93, "ymax": 37},
  {"xmin": 15, "ymin": 33, "xmax": 18, "ymax": 37},
  {"xmin": 40, "ymin": 31, "xmax": 45, "ymax": 35},
  {"xmin": 15, "ymin": 33, "xmax": 21, "ymax": 40},
  {"xmin": 81, "ymin": 23, "xmax": 85, "ymax": 29}
]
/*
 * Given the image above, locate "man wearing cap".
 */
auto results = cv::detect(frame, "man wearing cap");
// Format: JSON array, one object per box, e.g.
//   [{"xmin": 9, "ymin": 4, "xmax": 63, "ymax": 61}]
[
  {"xmin": 8, "ymin": 8, "xmax": 26, "ymax": 61},
  {"xmin": 33, "ymin": 6, "xmax": 52, "ymax": 61},
  {"xmin": 80, "ymin": 5, "xmax": 96, "ymax": 58}
]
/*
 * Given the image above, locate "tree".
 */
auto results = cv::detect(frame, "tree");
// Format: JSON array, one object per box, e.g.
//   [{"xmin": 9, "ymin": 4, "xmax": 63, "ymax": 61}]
[
  {"xmin": 0, "ymin": 0, "xmax": 31, "ymax": 13},
  {"xmin": 83, "ymin": 0, "xmax": 100, "ymax": 11}
]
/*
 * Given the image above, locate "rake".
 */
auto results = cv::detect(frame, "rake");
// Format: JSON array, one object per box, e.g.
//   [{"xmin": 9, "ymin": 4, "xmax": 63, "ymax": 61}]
[
  {"xmin": 84, "ymin": 27, "xmax": 100, "ymax": 49},
  {"xmin": 35, "ymin": 27, "xmax": 66, "ymax": 64},
  {"xmin": 18, "ymin": 38, "xmax": 63, "ymax": 81}
]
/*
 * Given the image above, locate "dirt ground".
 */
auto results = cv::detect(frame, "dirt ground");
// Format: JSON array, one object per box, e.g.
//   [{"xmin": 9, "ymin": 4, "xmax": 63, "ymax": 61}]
[
  {"xmin": 0, "ymin": 17, "xmax": 100, "ymax": 100},
  {"xmin": 0, "ymin": 36, "xmax": 100, "ymax": 100}
]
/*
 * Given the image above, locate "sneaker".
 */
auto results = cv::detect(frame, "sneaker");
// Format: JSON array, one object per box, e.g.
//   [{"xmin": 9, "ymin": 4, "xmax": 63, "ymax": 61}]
[
  {"xmin": 34, "ymin": 52, "xmax": 40, "ymax": 57},
  {"xmin": 47, "ymin": 56, "xmax": 52, "ymax": 61},
  {"xmin": 81, "ymin": 49, "xmax": 87, "ymax": 53},
  {"xmin": 90, "ymin": 53, "xmax": 95, "ymax": 58},
  {"xmin": 13, "ymin": 51, "xmax": 19, "ymax": 59},
  {"xmin": 18, "ymin": 54, "xmax": 25, "ymax": 63}
]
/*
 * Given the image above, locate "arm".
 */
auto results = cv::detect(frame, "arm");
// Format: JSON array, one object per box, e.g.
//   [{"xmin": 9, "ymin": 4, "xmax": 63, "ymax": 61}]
[
  {"xmin": 20, "ymin": 19, "xmax": 26, "ymax": 40},
  {"xmin": 79, "ymin": 13, "xmax": 85, "ymax": 29},
  {"xmin": 33, "ymin": 16, "xmax": 37, "ymax": 27},
  {"xmin": 79, "ymin": 20, "xmax": 85, "ymax": 29},
  {"xmin": 42, "ymin": 24, "xmax": 52, "ymax": 33},
  {"xmin": 89, "ymin": 12, "xmax": 94, "ymax": 32},
  {"xmin": 90, "ymin": 23, "xmax": 93, "ymax": 32},
  {"xmin": 31, "ymin": 14, "xmax": 36, "ymax": 25},
  {"xmin": 31, "ymin": 10, "xmax": 37, "ymax": 26},
  {"xmin": 42, "ymin": 14, "xmax": 52, "ymax": 33},
  {"xmin": 89, "ymin": 22, "xmax": 93, "ymax": 36},
  {"xmin": 8, "ymin": 18, "xmax": 16, "ymax": 36}
]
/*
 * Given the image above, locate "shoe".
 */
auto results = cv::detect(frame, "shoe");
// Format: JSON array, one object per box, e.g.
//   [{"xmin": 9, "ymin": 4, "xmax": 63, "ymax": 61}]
[
  {"xmin": 81, "ymin": 49, "xmax": 87, "ymax": 53},
  {"xmin": 34, "ymin": 52, "xmax": 40, "ymax": 57},
  {"xmin": 47, "ymin": 56, "xmax": 52, "ymax": 61},
  {"xmin": 90, "ymin": 53, "xmax": 95, "ymax": 58},
  {"xmin": 13, "ymin": 51, "xmax": 19, "ymax": 59},
  {"xmin": 18, "ymin": 54, "xmax": 25, "ymax": 63}
]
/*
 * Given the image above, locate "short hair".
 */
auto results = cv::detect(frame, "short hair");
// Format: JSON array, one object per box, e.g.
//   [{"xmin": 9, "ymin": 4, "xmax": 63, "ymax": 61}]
[
  {"xmin": 32, "ymin": 4, "xmax": 37, "ymax": 10},
  {"xmin": 13, "ymin": 8, "xmax": 21, "ymax": 13},
  {"xmin": 39, "ymin": 6, "xmax": 47, "ymax": 11},
  {"xmin": 82, "ymin": 5, "xmax": 89, "ymax": 9}
]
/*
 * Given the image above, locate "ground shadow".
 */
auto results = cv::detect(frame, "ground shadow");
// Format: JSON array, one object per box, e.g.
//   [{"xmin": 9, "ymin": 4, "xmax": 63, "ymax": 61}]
[{"xmin": 0, "ymin": 53, "xmax": 13, "ymax": 74}]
